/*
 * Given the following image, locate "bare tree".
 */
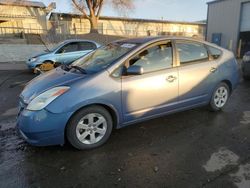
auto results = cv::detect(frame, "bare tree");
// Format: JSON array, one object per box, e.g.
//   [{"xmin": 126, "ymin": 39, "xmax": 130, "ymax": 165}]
[{"xmin": 72, "ymin": 0, "xmax": 134, "ymax": 33}]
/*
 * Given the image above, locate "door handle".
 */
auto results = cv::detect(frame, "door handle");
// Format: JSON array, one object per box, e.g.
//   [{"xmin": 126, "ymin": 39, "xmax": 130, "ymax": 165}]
[
  {"xmin": 210, "ymin": 67, "xmax": 217, "ymax": 73},
  {"xmin": 166, "ymin": 75, "xmax": 177, "ymax": 82}
]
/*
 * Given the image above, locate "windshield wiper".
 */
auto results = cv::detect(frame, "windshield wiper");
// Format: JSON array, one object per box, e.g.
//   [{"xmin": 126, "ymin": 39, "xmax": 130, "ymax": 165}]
[
  {"xmin": 61, "ymin": 64, "xmax": 70, "ymax": 71},
  {"xmin": 71, "ymin": 65, "xmax": 87, "ymax": 74}
]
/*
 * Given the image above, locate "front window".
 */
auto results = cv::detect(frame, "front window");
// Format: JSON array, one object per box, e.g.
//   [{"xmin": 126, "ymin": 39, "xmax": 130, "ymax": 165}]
[
  {"xmin": 128, "ymin": 42, "xmax": 173, "ymax": 73},
  {"xmin": 49, "ymin": 41, "xmax": 66, "ymax": 52},
  {"xmin": 72, "ymin": 42, "xmax": 138, "ymax": 73},
  {"xmin": 57, "ymin": 42, "xmax": 79, "ymax": 53}
]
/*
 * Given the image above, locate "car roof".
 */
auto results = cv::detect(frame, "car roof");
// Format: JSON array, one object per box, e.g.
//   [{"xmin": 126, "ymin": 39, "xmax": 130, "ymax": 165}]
[
  {"xmin": 115, "ymin": 36, "xmax": 207, "ymax": 44},
  {"xmin": 63, "ymin": 39, "xmax": 100, "ymax": 45},
  {"xmin": 115, "ymin": 36, "xmax": 225, "ymax": 50}
]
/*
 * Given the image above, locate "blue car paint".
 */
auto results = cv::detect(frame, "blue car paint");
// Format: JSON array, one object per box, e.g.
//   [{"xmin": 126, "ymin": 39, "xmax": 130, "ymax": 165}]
[
  {"xmin": 17, "ymin": 37, "xmax": 240, "ymax": 147},
  {"xmin": 18, "ymin": 67, "xmax": 123, "ymax": 146},
  {"xmin": 21, "ymin": 68, "xmax": 85, "ymax": 103},
  {"xmin": 17, "ymin": 109, "xmax": 73, "ymax": 146},
  {"xmin": 26, "ymin": 40, "xmax": 100, "ymax": 69}
]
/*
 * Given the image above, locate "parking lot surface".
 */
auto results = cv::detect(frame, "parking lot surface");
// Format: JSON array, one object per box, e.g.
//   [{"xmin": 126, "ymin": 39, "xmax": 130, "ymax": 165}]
[{"xmin": 1, "ymin": 70, "xmax": 250, "ymax": 188}]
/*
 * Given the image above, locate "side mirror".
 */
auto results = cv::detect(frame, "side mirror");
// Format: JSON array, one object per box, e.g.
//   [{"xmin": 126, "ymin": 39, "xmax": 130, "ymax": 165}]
[{"xmin": 126, "ymin": 65, "xmax": 143, "ymax": 75}]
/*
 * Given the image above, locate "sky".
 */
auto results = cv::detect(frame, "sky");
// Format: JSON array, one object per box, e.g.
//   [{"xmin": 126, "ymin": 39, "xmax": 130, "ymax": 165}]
[{"xmin": 39, "ymin": 0, "xmax": 211, "ymax": 22}]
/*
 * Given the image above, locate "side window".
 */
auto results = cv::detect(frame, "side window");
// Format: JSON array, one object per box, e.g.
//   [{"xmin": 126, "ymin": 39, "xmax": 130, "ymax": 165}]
[
  {"xmin": 176, "ymin": 42, "xmax": 208, "ymax": 65},
  {"xmin": 128, "ymin": 42, "xmax": 173, "ymax": 73},
  {"xmin": 57, "ymin": 42, "xmax": 78, "ymax": 53},
  {"xmin": 78, "ymin": 42, "xmax": 97, "ymax": 51},
  {"xmin": 207, "ymin": 46, "xmax": 222, "ymax": 59}
]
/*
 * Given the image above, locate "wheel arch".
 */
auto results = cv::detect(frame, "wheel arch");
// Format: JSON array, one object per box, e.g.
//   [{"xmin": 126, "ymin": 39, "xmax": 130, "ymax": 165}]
[
  {"xmin": 221, "ymin": 79, "xmax": 232, "ymax": 94},
  {"xmin": 65, "ymin": 103, "xmax": 119, "ymax": 132},
  {"xmin": 64, "ymin": 103, "xmax": 120, "ymax": 144},
  {"xmin": 34, "ymin": 60, "xmax": 54, "ymax": 67},
  {"xmin": 42, "ymin": 60, "xmax": 55, "ymax": 64}
]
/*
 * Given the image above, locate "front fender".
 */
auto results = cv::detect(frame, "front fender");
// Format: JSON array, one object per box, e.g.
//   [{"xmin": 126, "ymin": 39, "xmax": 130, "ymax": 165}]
[
  {"xmin": 46, "ymin": 98, "xmax": 122, "ymax": 129},
  {"xmin": 73, "ymin": 99, "xmax": 121, "ymax": 128},
  {"xmin": 45, "ymin": 71, "xmax": 122, "ymax": 127}
]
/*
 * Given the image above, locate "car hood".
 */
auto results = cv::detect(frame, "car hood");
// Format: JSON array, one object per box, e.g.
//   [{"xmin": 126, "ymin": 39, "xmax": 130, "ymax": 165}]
[
  {"xmin": 21, "ymin": 68, "xmax": 86, "ymax": 104},
  {"xmin": 30, "ymin": 51, "xmax": 51, "ymax": 59}
]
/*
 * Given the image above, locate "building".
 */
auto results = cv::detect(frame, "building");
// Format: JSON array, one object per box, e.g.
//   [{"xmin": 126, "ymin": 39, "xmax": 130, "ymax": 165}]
[
  {"xmin": 0, "ymin": 1, "xmax": 206, "ymax": 42},
  {"xmin": 0, "ymin": 0, "xmax": 53, "ymax": 36},
  {"xmin": 206, "ymin": 0, "xmax": 250, "ymax": 56},
  {"xmin": 49, "ymin": 13, "xmax": 206, "ymax": 39}
]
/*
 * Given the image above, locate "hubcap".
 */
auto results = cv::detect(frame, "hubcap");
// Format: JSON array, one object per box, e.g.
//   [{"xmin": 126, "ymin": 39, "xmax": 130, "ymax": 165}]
[
  {"xmin": 76, "ymin": 113, "xmax": 107, "ymax": 145},
  {"xmin": 214, "ymin": 86, "xmax": 228, "ymax": 108}
]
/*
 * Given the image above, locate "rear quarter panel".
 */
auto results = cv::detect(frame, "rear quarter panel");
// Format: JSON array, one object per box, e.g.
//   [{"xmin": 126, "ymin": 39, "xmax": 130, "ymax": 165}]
[{"xmin": 217, "ymin": 50, "xmax": 240, "ymax": 91}]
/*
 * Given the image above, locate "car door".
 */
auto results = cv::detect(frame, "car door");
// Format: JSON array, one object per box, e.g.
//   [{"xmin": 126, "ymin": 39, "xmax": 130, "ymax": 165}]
[
  {"xmin": 55, "ymin": 42, "xmax": 81, "ymax": 64},
  {"xmin": 121, "ymin": 41, "xmax": 179, "ymax": 123},
  {"xmin": 175, "ymin": 40, "xmax": 219, "ymax": 107}
]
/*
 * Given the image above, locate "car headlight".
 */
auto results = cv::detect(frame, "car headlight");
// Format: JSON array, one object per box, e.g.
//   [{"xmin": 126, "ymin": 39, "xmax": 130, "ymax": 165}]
[
  {"xmin": 30, "ymin": 57, "xmax": 38, "ymax": 62},
  {"xmin": 26, "ymin": 86, "xmax": 70, "ymax": 111},
  {"xmin": 243, "ymin": 55, "xmax": 250, "ymax": 62}
]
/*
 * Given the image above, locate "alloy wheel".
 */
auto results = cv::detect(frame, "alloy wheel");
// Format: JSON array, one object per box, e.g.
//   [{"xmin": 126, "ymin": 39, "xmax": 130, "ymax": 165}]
[
  {"xmin": 213, "ymin": 86, "xmax": 229, "ymax": 108},
  {"xmin": 76, "ymin": 113, "xmax": 107, "ymax": 144}
]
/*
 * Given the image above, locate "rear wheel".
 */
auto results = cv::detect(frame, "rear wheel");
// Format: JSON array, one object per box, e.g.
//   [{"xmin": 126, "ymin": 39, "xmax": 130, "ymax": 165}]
[
  {"xmin": 209, "ymin": 82, "xmax": 230, "ymax": 112},
  {"xmin": 66, "ymin": 106, "xmax": 113, "ymax": 150}
]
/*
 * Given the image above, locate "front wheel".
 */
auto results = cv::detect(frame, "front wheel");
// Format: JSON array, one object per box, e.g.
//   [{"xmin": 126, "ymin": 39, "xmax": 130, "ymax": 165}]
[
  {"xmin": 66, "ymin": 106, "xmax": 113, "ymax": 150},
  {"xmin": 209, "ymin": 82, "xmax": 230, "ymax": 112}
]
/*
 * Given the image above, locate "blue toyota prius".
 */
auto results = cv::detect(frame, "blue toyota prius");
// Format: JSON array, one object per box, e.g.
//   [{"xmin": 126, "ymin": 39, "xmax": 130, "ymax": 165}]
[{"xmin": 17, "ymin": 37, "xmax": 240, "ymax": 150}]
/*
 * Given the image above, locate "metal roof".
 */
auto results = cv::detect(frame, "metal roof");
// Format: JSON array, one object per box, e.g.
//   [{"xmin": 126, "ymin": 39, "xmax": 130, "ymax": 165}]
[
  {"xmin": 49, "ymin": 12, "xmax": 206, "ymax": 26},
  {"xmin": 207, "ymin": 0, "xmax": 228, "ymax": 5},
  {"xmin": 0, "ymin": 0, "xmax": 46, "ymax": 8}
]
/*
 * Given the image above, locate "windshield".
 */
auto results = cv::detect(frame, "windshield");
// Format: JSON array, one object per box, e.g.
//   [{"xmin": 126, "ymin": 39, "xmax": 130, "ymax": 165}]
[
  {"xmin": 48, "ymin": 41, "xmax": 66, "ymax": 52},
  {"xmin": 71, "ymin": 42, "xmax": 138, "ymax": 73}
]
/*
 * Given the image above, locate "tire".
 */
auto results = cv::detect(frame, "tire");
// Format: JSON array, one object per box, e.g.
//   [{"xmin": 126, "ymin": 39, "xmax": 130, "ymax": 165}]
[
  {"xmin": 209, "ymin": 82, "xmax": 230, "ymax": 112},
  {"xmin": 66, "ymin": 106, "xmax": 113, "ymax": 150}
]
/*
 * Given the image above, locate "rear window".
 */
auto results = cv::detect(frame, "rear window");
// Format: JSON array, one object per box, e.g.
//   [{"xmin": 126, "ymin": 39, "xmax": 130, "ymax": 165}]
[
  {"xmin": 207, "ymin": 46, "xmax": 222, "ymax": 59},
  {"xmin": 176, "ymin": 42, "xmax": 209, "ymax": 64},
  {"xmin": 78, "ymin": 42, "xmax": 96, "ymax": 51}
]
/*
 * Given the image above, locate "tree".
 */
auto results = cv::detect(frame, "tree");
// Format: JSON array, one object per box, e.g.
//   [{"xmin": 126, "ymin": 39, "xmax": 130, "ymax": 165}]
[{"xmin": 72, "ymin": 0, "xmax": 134, "ymax": 33}]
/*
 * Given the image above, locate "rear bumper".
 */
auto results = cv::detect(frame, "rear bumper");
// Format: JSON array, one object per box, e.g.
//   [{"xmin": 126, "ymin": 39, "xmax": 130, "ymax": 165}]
[{"xmin": 16, "ymin": 109, "xmax": 72, "ymax": 146}]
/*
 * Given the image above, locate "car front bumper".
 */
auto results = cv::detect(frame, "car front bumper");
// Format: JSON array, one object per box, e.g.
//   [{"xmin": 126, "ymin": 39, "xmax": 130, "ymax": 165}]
[
  {"xmin": 16, "ymin": 108, "xmax": 72, "ymax": 146},
  {"xmin": 26, "ymin": 60, "xmax": 37, "ymax": 70},
  {"xmin": 26, "ymin": 59, "xmax": 43, "ymax": 70}
]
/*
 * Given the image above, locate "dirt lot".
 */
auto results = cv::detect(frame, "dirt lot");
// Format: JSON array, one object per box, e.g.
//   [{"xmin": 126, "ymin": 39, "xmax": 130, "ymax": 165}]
[{"xmin": 1, "ymin": 70, "xmax": 250, "ymax": 188}]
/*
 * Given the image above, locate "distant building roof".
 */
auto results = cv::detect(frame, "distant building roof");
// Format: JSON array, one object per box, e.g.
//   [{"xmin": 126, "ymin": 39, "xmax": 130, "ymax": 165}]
[
  {"xmin": 0, "ymin": 0, "xmax": 46, "ymax": 8},
  {"xmin": 49, "ymin": 12, "xmax": 206, "ymax": 26},
  {"xmin": 207, "ymin": 0, "xmax": 228, "ymax": 5}
]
